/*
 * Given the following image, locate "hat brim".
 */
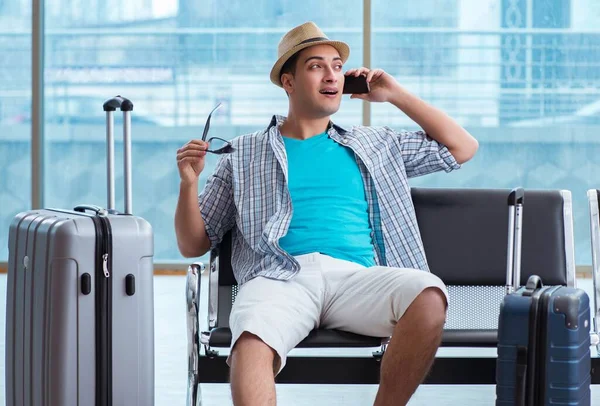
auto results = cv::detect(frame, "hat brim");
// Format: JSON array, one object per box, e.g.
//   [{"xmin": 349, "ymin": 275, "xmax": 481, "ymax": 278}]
[{"xmin": 270, "ymin": 40, "xmax": 350, "ymax": 87}]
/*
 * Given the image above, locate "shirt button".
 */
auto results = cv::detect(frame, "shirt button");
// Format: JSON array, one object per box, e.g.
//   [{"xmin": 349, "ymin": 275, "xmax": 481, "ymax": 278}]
[{"xmin": 341, "ymin": 138, "xmax": 348, "ymax": 144}]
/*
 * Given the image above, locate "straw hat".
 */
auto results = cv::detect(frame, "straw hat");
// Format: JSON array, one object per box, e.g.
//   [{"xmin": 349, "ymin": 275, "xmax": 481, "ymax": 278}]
[{"xmin": 270, "ymin": 22, "xmax": 350, "ymax": 87}]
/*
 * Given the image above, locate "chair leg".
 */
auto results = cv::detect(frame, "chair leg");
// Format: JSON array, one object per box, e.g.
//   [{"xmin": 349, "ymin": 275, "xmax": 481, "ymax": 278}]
[
  {"xmin": 373, "ymin": 337, "xmax": 390, "ymax": 361},
  {"xmin": 186, "ymin": 263, "xmax": 205, "ymax": 406},
  {"xmin": 187, "ymin": 373, "xmax": 202, "ymax": 406}
]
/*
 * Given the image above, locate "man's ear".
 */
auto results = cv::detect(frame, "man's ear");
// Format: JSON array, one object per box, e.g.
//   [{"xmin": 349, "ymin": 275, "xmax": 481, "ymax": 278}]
[{"xmin": 281, "ymin": 73, "xmax": 295, "ymax": 94}]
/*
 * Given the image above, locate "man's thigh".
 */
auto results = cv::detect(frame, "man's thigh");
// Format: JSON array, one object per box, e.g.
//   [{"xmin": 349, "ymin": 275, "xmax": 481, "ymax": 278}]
[
  {"xmin": 228, "ymin": 267, "xmax": 324, "ymax": 373},
  {"xmin": 320, "ymin": 267, "xmax": 448, "ymax": 337}
]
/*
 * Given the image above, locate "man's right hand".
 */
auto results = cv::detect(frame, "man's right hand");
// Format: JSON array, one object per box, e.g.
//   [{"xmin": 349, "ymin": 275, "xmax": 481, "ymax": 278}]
[{"xmin": 177, "ymin": 140, "xmax": 209, "ymax": 186}]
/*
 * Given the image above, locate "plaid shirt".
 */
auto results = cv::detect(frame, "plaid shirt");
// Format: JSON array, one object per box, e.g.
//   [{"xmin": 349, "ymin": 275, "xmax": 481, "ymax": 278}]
[{"xmin": 199, "ymin": 115, "xmax": 460, "ymax": 286}]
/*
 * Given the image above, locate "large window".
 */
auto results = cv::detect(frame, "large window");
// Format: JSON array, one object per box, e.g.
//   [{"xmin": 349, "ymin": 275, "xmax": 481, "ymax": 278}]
[
  {"xmin": 41, "ymin": 0, "xmax": 362, "ymax": 262},
  {"xmin": 1, "ymin": 0, "xmax": 599, "ymax": 266},
  {"xmin": 0, "ymin": 1, "xmax": 31, "ymax": 261},
  {"xmin": 373, "ymin": 0, "xmax": 600, "ymax": 265}
]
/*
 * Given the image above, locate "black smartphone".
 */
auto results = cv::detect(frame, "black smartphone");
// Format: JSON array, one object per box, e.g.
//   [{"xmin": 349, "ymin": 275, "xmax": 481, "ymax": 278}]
[{"xmin": 343, "ymin": 74, "xmax": 369, "ymax": 94}]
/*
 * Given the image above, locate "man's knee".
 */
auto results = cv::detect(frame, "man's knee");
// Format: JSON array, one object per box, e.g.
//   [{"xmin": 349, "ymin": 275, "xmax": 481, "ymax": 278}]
[
  {"xmin": 231, "ymin": 332, "xmax": 280, "ymax": 373},
  {"xmin": 404, "ymin": 287, "xmax": 447, "ymax": 330},
  {"xmin": 232, "ymin": 332, "xmax": 276, "ymax": 358},
  {"xmin": 418, "ymin": 285, "xmax": 448, "ymax": 309}
]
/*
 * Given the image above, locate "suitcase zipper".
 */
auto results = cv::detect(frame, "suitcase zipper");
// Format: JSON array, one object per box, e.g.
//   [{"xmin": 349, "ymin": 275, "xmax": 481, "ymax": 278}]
[
  {"xmin": 101, "ymin": 215, "xmax": 113, "ymax": 406},
  {"xmin": 94, "ymin": 215, "xmax": 113, "ymax": 406},
  {"xmin": 104, "ymin": 216, "xmax": 113, "ymax": 406},
  {"xmin": 534, "ymin": 288, "xmax": 553, "ymax": 406},
  {"xmin": 526, "ymin": 286, "xmax": 555, "ymax": 406}
]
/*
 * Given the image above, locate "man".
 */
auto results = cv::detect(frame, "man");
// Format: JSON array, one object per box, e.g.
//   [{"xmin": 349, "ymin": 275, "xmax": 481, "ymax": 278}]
[{"xmin": 175, "ymin": 21, "xmax": 478, "ymax": 406}]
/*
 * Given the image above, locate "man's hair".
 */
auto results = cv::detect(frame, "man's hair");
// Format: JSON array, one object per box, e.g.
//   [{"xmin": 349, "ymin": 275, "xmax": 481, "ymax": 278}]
[{"xmin": 279, "ymin": 51, "xmax": 301, "ymax": 87}]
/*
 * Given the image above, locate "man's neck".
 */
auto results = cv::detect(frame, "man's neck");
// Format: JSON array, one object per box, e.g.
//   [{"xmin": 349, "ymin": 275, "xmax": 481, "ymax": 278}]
[{"xmin": 279, "ymin": 113, "xmax": 331, "ymax": 140}]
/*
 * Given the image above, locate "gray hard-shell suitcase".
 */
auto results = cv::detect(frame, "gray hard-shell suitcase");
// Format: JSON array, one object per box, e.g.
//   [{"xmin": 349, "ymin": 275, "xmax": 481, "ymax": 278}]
[{"xmin": 6, "ymin": 96, "xmax": 155, "ymax": 406}]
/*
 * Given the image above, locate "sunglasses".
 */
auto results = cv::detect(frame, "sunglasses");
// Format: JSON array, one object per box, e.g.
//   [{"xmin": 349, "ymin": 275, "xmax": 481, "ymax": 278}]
[{"xmin": 201, "ymin": 103, "xmax": 235, "ymax": 155}]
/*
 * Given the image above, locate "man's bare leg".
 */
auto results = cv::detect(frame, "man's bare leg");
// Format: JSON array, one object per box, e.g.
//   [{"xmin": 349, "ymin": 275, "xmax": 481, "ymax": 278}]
[
  {"xmin": 230, "ymin": 332, "xmax": 279, "ymax": 406},
  {"xmin": 373, "ymin": 287, "xmax": 447, "ymax": 406}
]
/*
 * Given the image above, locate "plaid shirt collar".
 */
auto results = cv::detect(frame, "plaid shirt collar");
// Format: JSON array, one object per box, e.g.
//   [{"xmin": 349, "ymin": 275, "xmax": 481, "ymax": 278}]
[{"xmin": 266, "ymin": 114, "xmax": 351, "ymax": 137}]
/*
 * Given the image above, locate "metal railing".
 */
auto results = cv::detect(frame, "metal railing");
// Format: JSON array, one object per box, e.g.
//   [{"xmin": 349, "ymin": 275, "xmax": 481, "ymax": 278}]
[{"xmin": 2, "ymin": 28, "xmax": 600, "ymax": 127}]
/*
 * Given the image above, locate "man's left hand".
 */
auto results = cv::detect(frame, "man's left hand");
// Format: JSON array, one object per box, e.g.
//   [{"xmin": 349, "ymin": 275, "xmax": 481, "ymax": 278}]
[{"xmin": 345, "ymin": 67, "xmax": 399, "ymax": 103}]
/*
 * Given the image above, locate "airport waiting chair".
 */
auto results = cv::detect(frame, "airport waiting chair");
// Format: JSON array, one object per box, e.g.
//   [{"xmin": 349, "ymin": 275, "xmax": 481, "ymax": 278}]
[{"xmin": 186, "ymin": 187, "xmax": 594, "ymax": 405}]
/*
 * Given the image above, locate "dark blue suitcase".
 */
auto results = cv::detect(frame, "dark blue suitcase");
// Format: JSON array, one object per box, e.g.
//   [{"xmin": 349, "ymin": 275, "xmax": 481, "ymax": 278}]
[
  {"xmin": 496, "ymin": 277, "xmax": 591, "ymax": 405},
  {"xmin": 496, "ymin": 188, "xmax": 592, "ymax": 405}
]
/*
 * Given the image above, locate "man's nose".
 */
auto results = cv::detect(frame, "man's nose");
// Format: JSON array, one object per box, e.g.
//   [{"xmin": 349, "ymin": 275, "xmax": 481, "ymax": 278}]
[{"xmin": 324, "ymin": 67, "xmax": 338, "ymax": 82}]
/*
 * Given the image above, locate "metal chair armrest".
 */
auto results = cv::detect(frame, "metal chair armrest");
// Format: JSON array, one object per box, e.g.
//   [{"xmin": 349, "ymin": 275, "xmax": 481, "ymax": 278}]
[
  {"xmin": 186, "ymin": 262, "xmax": 205, "ymax": 406},
  {"xmin": 587, "ymin": 190, "xmax": 600, "ymax": 352}
]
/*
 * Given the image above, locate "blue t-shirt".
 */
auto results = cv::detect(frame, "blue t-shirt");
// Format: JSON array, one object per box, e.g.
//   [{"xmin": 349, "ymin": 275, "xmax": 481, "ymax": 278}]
[{"xmin": 278, "ymin": 132, "xmax": 375, "ymax": 267}]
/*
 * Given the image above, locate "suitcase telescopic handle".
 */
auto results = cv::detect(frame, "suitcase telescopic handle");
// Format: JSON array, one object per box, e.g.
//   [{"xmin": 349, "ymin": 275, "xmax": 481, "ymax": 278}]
[
  {"xmin": 103, "ymin": 96, "xmax": 133, "ymax": 112},
  {"xmin": 506, "ymin": 187, "xmax": 525, "ymax": 294},
  {"xmin": 103, "ymin": 96, "xmax": 133, "ymax": 215}
]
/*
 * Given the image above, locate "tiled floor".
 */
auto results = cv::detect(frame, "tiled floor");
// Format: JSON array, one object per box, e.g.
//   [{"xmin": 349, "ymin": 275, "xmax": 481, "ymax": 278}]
[{"xmin": 1, "ymin": 274, "xmax": 599, "ymax": 405}]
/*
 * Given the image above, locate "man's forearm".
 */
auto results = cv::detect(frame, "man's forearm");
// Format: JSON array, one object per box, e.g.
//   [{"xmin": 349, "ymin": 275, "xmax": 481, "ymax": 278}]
[
  {"xmin": 388, "ymin": 84, "xmax": 478, "ymax": 164},
  {"xmin": 175, "ymin": 182, "xmax": 211, "ymax": 258}
]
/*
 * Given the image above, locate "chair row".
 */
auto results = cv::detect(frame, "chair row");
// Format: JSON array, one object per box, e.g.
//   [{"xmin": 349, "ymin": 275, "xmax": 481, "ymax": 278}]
[{"xmin": 185, "ymin": 187, "xmax": 600, "ymax": 405}]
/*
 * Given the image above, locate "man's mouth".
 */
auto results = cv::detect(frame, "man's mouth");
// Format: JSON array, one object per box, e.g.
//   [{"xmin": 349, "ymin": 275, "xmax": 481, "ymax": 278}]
[{"xmin": 319, "ymin": 89, "xmax": 339, "ymax": 96}]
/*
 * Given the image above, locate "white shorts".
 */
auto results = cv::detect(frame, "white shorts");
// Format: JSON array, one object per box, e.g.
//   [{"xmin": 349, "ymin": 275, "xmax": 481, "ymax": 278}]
[{"xmin": 227, "ymin": 252, "xmax": 448, "ymax": 375}]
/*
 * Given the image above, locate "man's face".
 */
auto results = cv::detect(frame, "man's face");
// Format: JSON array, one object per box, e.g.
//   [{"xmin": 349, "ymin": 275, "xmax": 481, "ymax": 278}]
[{"xmin": 283, "ymin": 44, "xmax": 345, "ymax": 118}]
